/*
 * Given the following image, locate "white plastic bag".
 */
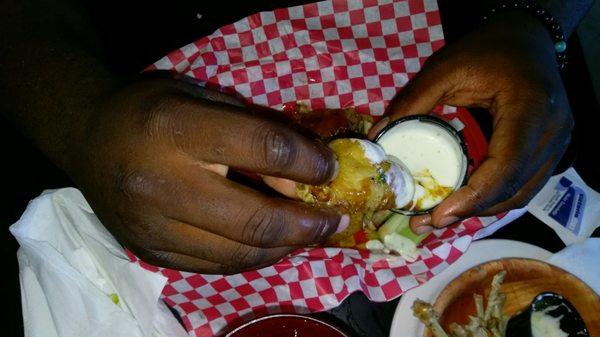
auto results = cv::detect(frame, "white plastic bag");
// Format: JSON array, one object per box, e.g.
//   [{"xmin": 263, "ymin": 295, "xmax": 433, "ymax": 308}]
[{"xmin": 10, "ymin": 188, "xmax": 187, "ymax": 337}]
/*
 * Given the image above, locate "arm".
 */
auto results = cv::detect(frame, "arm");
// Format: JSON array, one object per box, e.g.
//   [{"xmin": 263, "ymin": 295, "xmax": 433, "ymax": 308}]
[
  {"xmin": 0, "ymin": 0, "xmax": 345, "ymax": 273},
  {"xmin": 0, "ymin": 0, "xmax": 120, "ymax": 170},
  {"xmin": 370, "ymin": 0, "xmax": 594, "ymax": 232}
]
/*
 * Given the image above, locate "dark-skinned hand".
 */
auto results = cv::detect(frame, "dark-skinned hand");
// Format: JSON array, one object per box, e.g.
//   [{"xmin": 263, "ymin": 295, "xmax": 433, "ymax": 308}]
[
  {"xmin": 368, "ymin": 12, "xmax": 574, "ymax": 234},
  {"xmin": 67, "ymin": 78, "xmax": 348, "ymax": 274}
]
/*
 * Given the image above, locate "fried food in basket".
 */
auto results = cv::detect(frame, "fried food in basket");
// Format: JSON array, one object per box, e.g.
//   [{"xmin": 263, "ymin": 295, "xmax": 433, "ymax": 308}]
[
  {"xmin": 283, "ymin": 105, "xmax": 374, "ymax": 139},
  {"xmin": 296, "ymin": 138, "xmax": 414, "ymax": 214},
  {"xmin": 284, "ymin": 107, "xmax": 430, "ymax": 256},
  {"xmin": 295, "ymin": 138, "xmax": 427, "ymax": 258}
]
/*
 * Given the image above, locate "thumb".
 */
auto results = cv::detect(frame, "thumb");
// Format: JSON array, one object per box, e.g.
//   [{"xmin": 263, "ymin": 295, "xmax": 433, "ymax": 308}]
[
  {"xmin": 262, "ymin": 175, "xmax": 300, "ymax": 199},
  {"xmin": 368, "ymin": 61, "xmax": 454, "ymax": 139}
]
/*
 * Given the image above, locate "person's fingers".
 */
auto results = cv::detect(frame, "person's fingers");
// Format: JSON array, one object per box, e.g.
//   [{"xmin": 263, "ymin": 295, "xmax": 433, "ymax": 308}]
[
  {"xmin": 126, "ymin": 162, "xmax": 347, "ymax": 248},
  {"xmin": 367, "ymin": 117, "xmax": 390, "ymax": 140},
  {"xmin": 129, "ymin": 245, "xmax": 231, "ymax": 274},
  {"xmin": 148, "ymin": 219, "xmax": 294, "ymax": 270},
  {"xmin": 421, "ymin": 136, "xmax": 566, "ymax": 229},
  {"xmin": 424, "ymin": 161, "xmax": 527, "ymax": 229},
  {"xmin": 447, "ymin": 97, "xmax": 572, "ymax": 220},
  {"xmin": 409, "ymin": 118, "xmax": 571, "ymax": 232},
  {"xmin": 160, "ymin": 96, "xmax": 337, "ymax": 185},
  {"xmin": 412, "ymin": 158, "xmax": 553, "ymax": 232},
  {"xmin": 388, "ymin": 61, "xmax": 453, "ymax": 118},
  {"xmin": 416, "ymin": 106, "xmax": 570, "ymax": 230},
  {"xmin": 478, "ymin": 160, "xmax": 553, "ymax": 216},
  {"xmin": 262, "ymin": 176, "xmax": 300, "ymax": 199},
  {"xmin": 416, "ymin": 108, "xmax": 543, "ymax": 228},
  {"xmin": 409, "ymin": 214, "xmax": 434, "ymax": 235},
  {"xmin": 478, "ymin": 133, "xmax": 571, "ymax": 216},
  {"xmin": 368, "ymin": 58, "xmax": 454, "ymax": 139}
]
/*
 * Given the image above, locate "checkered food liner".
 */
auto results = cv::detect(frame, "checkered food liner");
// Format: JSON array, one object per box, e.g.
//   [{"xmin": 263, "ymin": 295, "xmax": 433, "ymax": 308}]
[{"xmin": 131, "ymin": 0, "xmax": 516, "ymax": 336}]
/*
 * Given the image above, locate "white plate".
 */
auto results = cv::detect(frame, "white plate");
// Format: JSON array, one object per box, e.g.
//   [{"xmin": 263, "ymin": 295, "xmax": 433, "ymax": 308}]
[{"xmin": 389, "ymin": 239, "xmax": 552, "ymax": 337}]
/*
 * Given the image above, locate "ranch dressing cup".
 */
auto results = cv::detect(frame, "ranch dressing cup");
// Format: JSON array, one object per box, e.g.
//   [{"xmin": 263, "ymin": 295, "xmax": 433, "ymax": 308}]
[{"xmin": 374, "ymin": 115, "xmax": 468, "ymax": 214}]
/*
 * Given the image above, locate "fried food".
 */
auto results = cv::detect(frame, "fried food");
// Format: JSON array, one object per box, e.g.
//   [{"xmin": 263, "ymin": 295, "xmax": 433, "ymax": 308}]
[{"xmin": 297, "ymin": 138, "xmax": 414, "ymax": 214}]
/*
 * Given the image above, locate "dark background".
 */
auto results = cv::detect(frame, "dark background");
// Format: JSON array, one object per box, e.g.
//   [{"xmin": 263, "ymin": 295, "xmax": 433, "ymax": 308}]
[{"xmin": 1, "ymin": 1, "xmax": 598, "ymax": 336}]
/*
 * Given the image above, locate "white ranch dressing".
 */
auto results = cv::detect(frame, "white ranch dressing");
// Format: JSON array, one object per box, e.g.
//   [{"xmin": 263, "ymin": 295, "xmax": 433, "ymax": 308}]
[{"xmin": 531, "ymin": 306, "xmax": 569, "ymax": 337}]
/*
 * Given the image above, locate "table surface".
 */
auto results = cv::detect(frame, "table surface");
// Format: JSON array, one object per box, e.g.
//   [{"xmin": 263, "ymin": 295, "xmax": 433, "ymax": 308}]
[{"xmin": 1, "ymin": 1, "xmax": 598, "ymax": 337}]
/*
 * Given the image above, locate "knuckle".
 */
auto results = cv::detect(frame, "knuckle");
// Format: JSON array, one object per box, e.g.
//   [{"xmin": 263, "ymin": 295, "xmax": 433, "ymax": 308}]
[
  {"xmin": 116, "ymin": 168, "xmax": 155, "ymax": 199},
  {"xmin": 138, "ymin": 93, "xmax": 179, "ymax": 136},
  {"xmin": 113, "ymin": 212, "xmax": 168, "ymax": 253},
  {"xmin": 132, "ymin": 247, "xmax": 173, "ymax": 267},
  {"xmin": 116, "ymin": 213, "xmax": 149, "ymax": 237},
  {"xmin": 465, "ymin": 185, "xmax": 488, "ymax": 215},
  {"xmin": 139, "ymin": 92, "xmax": 197, "ymax": 149},
  {"xmin": 253, "ymin": 123, "xmax": 297, "ymax": 173},
  {"xmin": 241, "ymin": 203, "xmax": 286, "ymax": 246},
  {"xmin": 229, "ymin": 244, "xmax": 264, "ymax": 270}
]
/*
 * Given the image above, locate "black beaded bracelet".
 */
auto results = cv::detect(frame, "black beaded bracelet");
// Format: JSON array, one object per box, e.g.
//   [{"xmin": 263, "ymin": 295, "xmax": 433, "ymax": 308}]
[{"xmin": 482, "ymin": 0, "xmax": 567, "ymax": 70}]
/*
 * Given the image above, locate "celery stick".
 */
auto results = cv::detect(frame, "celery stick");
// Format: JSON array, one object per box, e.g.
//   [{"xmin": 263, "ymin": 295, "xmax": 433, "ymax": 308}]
[
  {"xmin": 397, "ymin": 221, "xmax": 428, "ymax": 244},
  {"xmin": 378, "ymin": 213, "xmax": 428, "ymax": 244},
  {"xmin": 378, "ymin": 213, "xmax": 407, "ymax": 239}
]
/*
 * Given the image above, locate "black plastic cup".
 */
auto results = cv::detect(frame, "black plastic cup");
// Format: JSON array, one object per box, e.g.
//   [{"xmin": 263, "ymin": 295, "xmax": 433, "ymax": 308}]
[{"xmin": 506, "ymin": 292, "xmax": 589, "ymax": 337}]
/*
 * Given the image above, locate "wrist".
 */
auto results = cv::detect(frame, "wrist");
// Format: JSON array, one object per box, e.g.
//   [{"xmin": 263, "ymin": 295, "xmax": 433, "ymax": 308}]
[
  {"xmin": 482, "ymin": 1, "xmax": 568, "ymax": 69},
  {"xmin": 61, "ymin": 77, "xmax": 125, "ymax": 177},
  {"xmin": 482, "ymin": 11, "xmax": 557, "ymax": 62}
]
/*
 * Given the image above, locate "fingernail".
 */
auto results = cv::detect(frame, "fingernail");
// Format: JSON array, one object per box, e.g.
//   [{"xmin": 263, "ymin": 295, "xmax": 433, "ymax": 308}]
[
  {"xmin": 410, "ymin": 214, "xmax": 431, "ymax": 228},
  {"xmin": 369, "ymin": 117, "xmax": 389, "ymax": 139},
  {"xmin": 414, "ymin": 225, "xmax": 434, "ymax": 235},
  {"xmin": 335, "ymin": 214, "xmax": 350, "ymax": 234},
  {"xmin": 438, "ymin": 216, "xmax": 459, "ymax": 228},
  {"xmin": 329, "ymin": 157, "xmax": 340, "ymax": 182}
]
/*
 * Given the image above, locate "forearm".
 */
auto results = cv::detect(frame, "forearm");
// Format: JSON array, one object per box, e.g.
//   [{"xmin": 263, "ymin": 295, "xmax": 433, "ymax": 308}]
[{"xmin": 0, "ymin": 0, "xmax": 122, "ymax": 170}]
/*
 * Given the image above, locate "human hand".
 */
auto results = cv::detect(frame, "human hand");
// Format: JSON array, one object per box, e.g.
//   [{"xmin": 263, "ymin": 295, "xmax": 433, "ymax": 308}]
[
  {"xmin": 67, "ymin": 78, "xmax": 347, "ymax": 274},
  {"xmin": 369, "ymin": 12, "xmax": 574, "ymax": 234}
]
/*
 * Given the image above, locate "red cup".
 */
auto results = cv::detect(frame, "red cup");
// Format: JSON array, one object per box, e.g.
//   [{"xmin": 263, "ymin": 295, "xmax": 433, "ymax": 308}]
[{"xmin": 226, "ymin": 314, "xmax": 349, "ymax": 337}]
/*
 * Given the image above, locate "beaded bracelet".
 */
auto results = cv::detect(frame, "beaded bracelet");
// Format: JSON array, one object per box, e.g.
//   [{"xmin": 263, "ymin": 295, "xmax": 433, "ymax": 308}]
[{"xmin": 482, "ymin": 0, "xmax": 567, "ymax": 70}]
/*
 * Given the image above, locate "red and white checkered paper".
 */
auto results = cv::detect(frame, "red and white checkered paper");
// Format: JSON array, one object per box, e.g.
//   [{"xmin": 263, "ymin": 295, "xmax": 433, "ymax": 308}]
[{"xmin": 132, "ymin": 0, "xmax": 515, "ymax": 336}]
